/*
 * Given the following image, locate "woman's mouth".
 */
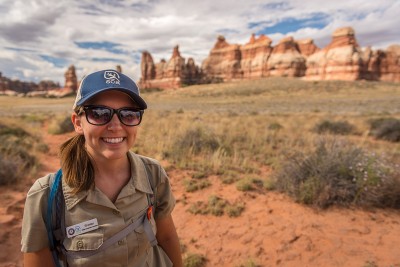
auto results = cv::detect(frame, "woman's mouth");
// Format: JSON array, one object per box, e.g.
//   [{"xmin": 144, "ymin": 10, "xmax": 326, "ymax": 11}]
[{"xmin": 102, "ymin": 137, "xmax": 124, "ymax": 144}]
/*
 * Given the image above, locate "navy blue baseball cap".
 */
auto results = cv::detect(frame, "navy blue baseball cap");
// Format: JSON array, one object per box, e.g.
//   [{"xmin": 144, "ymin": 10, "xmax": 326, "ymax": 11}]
[{"xmin": 72, "ymin": 69, "xmax": 147, "ymax": 110}]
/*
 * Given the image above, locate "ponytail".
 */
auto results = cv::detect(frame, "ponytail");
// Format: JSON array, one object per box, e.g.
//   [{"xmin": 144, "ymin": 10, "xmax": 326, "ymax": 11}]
[{"xmin": 60, "ymin": 135, "xmax": 95, "ymax": 194}]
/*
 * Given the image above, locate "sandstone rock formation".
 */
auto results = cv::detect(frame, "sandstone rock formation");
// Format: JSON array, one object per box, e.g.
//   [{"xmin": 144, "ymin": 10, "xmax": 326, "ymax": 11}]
[
  {"xmin": 64, "ymin": 65, "xmax": 78, "ymax": 92},
  {"xmin": 378, "ymin": 45, "xmax": 400, "ymax": 82},
  {"xmin": 0, "ymin": 72, "xmax": 59, "ymax": 95},
  {"xmin": 267, "ymin": 36, "xmax": 306, "ymax": 77},
  {"xmin": 139, "ymin": 27, "xmax": 400, "ymax": 89},
  {"xmin": 306, "ymin": 27, "xmax": 364, "ymax": 81},
  {"xmin": 201, "ymin": 36, "xmax": 242, "ymax": 81},
  {"xmin": 305, "ymin": 27, "xmax": 400, "ymax": 82},
  {"xmin": 240, "ymin": 34, "xmax": 273, "ymax": 79},
  {"xmin": 139, "ymin": 46, "xmax": 201, "ymax": 89},
  {"xmin": 296, "ymin": 39, "xmax": 320, "ymax": 57}
]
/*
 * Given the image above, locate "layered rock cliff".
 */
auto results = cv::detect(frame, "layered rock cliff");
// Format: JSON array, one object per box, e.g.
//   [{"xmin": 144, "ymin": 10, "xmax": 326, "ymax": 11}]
[{"xmin": 139, "ymin": 27, "xmax": 400, "ymax": 88}]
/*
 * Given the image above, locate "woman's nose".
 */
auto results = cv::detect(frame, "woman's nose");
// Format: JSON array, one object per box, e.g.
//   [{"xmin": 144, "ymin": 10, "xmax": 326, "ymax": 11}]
[{"xmin": 107, "ymin": 113, "xmax": 122, "ymax": 130}]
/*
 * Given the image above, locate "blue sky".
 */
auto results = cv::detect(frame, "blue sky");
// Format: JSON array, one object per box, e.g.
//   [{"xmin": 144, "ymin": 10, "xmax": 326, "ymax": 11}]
[{"xmin": 0, "ymin": 0, "xmax": 399, "ymax": 84}]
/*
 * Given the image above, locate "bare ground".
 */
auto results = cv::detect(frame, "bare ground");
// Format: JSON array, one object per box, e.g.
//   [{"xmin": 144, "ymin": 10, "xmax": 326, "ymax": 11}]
[{"xmin": 1, "ymin": 126, "xmax": 400, "ymax": 267}]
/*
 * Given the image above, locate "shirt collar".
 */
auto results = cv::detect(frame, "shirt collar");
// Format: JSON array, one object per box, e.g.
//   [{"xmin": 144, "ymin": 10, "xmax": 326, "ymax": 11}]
[{"xmin": 62, "ymin": 151, "xmax": 153, "ymax": 210}]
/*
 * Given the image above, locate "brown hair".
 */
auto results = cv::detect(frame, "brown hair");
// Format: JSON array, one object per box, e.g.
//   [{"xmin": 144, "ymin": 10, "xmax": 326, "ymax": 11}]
[{"xmin": 60, "ymin": 134, "xmax": 95, "ymax": 194}]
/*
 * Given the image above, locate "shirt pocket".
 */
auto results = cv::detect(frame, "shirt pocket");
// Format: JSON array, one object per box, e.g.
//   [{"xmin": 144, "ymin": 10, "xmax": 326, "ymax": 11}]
[{"xmin": 63, "ymin": 229, "xmax": 104, "ymax": 266}]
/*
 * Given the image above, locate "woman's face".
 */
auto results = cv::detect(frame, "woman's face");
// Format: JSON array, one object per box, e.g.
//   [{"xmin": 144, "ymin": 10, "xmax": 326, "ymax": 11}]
[{"xmin": 72, "ymin": 90, "xmax": 140, "ymax": 163}]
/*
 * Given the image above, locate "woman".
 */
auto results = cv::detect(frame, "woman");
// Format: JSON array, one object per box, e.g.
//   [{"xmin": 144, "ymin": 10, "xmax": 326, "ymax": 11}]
[{"xmin": 21, "ymin": 69, "xmax": 183, "ymax": 267}]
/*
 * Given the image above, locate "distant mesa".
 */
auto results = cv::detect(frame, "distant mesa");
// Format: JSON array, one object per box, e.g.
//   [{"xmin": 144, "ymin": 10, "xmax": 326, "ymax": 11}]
[
  {"xmin": 139, "ymin": 26, "xmax": 400, "ymax": 89},
  {"xmin": 0, "ymin": 65, "xmax": 77, "ymax": 97}
]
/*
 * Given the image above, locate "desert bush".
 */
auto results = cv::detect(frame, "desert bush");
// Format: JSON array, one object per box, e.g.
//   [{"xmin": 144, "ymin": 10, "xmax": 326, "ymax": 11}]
[
  {"xmin": 237, "ymin": 259, "xmax": 259, "ymax": 267},
  {"xmin": 48, "ymin": 114, "xmax": 74, "ymax": 135},
  {"xmin": 172, "ymin": 126, "xmax": 220, "ymax": 155},
  {"xmin": 268, "ymin": 122, "xmax": 283, "ymax": 131},
  {"xmin": 236, "ymin": 177, "xmax": 265, "ymax": 192},
  {"xmin": 183, "ymin": 253, "xmax": 207, "ymax": 267},
  {"xmin": 274, "ymin": 137, "xmax": 400, "ymax": 208},
  {"xmin": 183, "ymin": 179, "xmax": 211, "ymax": 192},
  {"xmin": 368, "ymin": 117, "xmax": 400, "ymax": 142},
  {"xmin": 187, "ymin": 195, "xmax": 245, "ymax": 217},
  {"xmin": 313, "ymin": 120, "xmax": 355, "ymax": 135},
  {"xmin": 0, "ymin": 124, "xmax": 39, "ymax": 185}
]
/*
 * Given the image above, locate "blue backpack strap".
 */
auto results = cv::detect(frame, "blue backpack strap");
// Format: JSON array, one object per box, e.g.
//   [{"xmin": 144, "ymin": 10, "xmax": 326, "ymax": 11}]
[{"xmin": 46, "ymin": 169, "xmax": 63, "ymax": 267}]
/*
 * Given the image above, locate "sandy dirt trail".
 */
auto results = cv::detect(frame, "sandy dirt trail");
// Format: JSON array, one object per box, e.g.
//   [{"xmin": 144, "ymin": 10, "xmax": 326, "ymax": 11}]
[{"xmin": 1, "ymin": 130, "xmax": 399, "ymax": 267}]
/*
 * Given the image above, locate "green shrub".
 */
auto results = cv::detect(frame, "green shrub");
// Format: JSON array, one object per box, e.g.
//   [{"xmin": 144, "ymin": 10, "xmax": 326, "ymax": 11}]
[
  {"xmin": 274, "ymin": 138, "xmax": 400, "ymax": 208},
  {"xmin": 48, "ymin": 114, "xmax": 74, "ymax": 135},
  {"xmin": 313, "ymin": 120, "xmax": 355, "ymax": 135},
  {"xmin": 368, "ymin": 117, "xmax": 400, "ymax": 142},
  {"xmin": 183, "ymin": 253, "xmax": 207, "ymax": 267}
]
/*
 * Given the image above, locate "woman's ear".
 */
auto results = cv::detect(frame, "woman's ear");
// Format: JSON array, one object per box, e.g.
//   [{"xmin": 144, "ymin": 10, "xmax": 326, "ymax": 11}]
[{"xmin": 71, "ymin": 113, "xmax": 84, "ymax": 134}]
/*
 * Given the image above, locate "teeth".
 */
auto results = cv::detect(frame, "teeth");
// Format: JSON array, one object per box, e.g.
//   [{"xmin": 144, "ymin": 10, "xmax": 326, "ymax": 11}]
[{"xmin": 103, "ymin": 137, "xmax": 124, "ymax": 144}]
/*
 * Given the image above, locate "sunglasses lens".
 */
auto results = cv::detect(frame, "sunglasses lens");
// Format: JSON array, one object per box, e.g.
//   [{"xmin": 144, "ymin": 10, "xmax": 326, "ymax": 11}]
[
  {"xmin": 86, "ymin": 107, "xmax": 112, "ymax": 125},
  {"xmin": 119, "ymin": 109, "xmax": 141, "ymax": 126}
]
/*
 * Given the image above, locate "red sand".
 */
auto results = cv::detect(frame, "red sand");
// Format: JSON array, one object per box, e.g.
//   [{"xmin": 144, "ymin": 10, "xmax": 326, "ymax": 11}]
[{"xmin": 1, "ymin": 130, "xmax": 399, "ymax": 267}]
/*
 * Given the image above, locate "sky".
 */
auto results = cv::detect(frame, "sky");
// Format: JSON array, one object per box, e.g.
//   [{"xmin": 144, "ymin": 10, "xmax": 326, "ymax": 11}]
[{"xmin": 0, "ymin": 0, "xmax": 399, "ymax": 85}]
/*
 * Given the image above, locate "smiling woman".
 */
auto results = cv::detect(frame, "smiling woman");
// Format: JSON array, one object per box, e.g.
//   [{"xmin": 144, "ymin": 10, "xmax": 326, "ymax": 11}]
[{"xmin": 20, "ymin": 69, "xmax": 183, "ymax": 267}]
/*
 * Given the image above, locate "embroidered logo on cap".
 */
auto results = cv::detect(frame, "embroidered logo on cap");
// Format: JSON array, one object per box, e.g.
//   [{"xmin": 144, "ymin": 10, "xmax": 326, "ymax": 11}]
[{"xmin": 104, "ymin": 70, "xmax": 120, "ymax": 85}]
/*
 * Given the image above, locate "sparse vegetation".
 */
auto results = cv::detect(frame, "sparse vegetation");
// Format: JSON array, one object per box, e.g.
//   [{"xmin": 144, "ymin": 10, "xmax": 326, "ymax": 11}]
[
  {"xmin": 0, "ymin": 123, "xmax": 43, "ymax": 185},
  {"xmin": 183, "ymin": 253, "xmax": 207, "ymax": 267},
  {"xmin": 368, "ymin": 117, "xmax": 400, "ymax": 142},
  {"xmin": 47, "ymin": 114, "xmax": 74, "ymax": 134},
  {"xmin": 183, "ymin": 179, "xmax": 211, "ymax": 192},
  {"xmin": 313, "ymin": 120, "xmax": 355, "ymax": 135},
  {"xmin": 187, "ymin": 195, "xmax": 245, "ymax": 217},
  {"xmin": 274, "ymin": 137, "xmax": 400, "ymax": 208}
]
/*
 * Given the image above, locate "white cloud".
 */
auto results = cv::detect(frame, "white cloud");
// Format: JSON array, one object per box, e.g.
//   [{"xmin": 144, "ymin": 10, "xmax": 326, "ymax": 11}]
[{"xmin": 0, "ymin": 0, "xmax": 399, "ymax": 84}]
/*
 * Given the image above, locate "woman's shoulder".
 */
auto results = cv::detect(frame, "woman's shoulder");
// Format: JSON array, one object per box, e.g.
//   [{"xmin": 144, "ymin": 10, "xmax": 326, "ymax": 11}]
[
  {"xmin": 128, "ymin": 151, "xmax": 169, "ymax": 183},
  {"xmin": 26, "ymin": 173, "xmax": 54, "ymax": 196}
]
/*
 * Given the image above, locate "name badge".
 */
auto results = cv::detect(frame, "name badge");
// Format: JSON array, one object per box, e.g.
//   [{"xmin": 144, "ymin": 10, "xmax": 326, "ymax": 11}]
[{"xmin": 66, "ymin": 218, "xmax": 99, "ymax": 238}]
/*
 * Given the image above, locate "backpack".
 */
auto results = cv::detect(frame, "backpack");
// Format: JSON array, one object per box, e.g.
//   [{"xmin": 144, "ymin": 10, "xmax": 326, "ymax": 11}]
[{"xmin": 46, "ymin": 159, "xmax": 158, "ymax": 267}]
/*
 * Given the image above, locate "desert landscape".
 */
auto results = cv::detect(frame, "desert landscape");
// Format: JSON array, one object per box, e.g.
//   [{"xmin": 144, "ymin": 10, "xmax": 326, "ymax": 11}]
[{"xmin": 0, "ymin": 77, "xmax": 400, "ymax": 267}]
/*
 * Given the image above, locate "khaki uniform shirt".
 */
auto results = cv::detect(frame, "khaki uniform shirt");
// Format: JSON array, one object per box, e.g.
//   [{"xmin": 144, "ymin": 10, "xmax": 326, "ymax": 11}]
[{"xmin": 21, "ymin": 152, "xmax": 175, "ymax": 267}]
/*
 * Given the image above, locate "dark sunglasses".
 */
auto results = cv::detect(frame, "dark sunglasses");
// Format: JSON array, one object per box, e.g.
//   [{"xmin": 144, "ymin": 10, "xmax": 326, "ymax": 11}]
[{"xmin": 82, "ymin": 105, "xmax": 143, "ymax": 126}]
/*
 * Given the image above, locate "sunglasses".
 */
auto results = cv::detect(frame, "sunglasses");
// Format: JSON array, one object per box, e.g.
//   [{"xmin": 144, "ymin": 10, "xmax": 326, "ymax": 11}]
[{"xmin": 82, "ymin": 105, "xmax": 143, "ymax": 126}]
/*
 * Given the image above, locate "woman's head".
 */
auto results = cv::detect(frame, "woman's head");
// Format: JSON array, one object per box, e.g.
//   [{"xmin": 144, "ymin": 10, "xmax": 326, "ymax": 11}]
[{"xmin": 61, "ymin": 69, "xmax": 146, "ymax": 193}]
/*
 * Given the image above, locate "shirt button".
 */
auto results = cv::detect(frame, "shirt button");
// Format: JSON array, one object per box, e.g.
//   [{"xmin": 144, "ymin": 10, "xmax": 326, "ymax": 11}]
[
  {"xmin": 113, "ymin": 210, "xmax": 119, "ymax": 215},
  {"xmin": 118, "ymin": 240, "xmax": 124, "ymax": 246},
  {"xmin": 77, "ymin": 240, "xmax": 84, "ymax": 249}
]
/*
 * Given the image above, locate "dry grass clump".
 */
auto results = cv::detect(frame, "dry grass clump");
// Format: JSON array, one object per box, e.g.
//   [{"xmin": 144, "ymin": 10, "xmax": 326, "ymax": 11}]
[
  {"xmin": 368, "ymin": 117, "xmax": 400, "ymax": 142},
  {"xmin": 274, "ymin": 137, "xmax": 400, "ymax": 209},
  {"xmin": 0, "ymin": 123, "xmax": 44, "ymax": 185},
  {"xmin": 183, "ymin": 179, "xmax": 211, "ymax": 192},
  {"xmin": 313, "ymin": 120, "xmax": 355, "ymax": 135},
  {"xmin": 48, "ymin": 114, "xmax": 74, "ymax": 134},
  {"xmin": 187, "ymin": 195, "xmax": 245, "ymax": 217},
  {"xmin": 183, "ymin": 253, "xmax": 207, "ymax": 267}
]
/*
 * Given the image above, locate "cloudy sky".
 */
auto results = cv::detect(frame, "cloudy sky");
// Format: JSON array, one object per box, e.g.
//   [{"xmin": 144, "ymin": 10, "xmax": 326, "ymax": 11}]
[{"xmin": 0, "ymin": 0, "xmax": 399, "ymax": 85}]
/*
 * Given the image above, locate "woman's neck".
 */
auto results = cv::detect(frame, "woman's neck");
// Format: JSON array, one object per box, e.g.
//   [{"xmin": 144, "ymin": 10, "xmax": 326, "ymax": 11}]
[{"xmin": 92, "ymin": 154, "xmax": 131, "ymax": 202}]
